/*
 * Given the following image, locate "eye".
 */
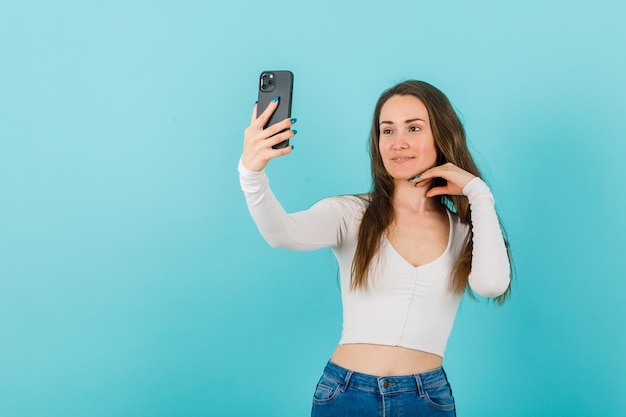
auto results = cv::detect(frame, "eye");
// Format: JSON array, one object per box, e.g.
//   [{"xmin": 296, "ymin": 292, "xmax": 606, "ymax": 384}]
[
  {"xmin": 409, "ymin": 125, "xmax": 421, "ymax": 132},
  {"xmin": 382, "ymin": 128, "xmax": 393, "ymax": 135}
]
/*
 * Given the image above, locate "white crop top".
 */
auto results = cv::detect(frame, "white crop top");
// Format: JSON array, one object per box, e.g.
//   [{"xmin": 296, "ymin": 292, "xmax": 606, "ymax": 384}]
[{"xmin": 239, "ymin": 160, "xmax": 510, "ymax": 358}]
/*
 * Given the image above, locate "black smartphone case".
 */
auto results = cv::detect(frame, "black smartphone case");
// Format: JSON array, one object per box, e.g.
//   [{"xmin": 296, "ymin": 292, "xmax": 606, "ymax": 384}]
[{"xmin": 257, "ymin": 70, "xmax": 293, "ymax": 149}]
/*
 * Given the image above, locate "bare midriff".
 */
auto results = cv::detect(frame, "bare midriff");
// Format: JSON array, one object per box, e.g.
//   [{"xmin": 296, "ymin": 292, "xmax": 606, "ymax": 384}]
[{"xmin": 330, "ymin": 344, "xmax": 443, "ymax": 377}]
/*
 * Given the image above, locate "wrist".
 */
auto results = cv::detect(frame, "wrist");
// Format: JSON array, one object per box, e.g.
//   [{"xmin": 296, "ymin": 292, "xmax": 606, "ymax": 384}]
[{"xmin": 240, "ymin": 156, "xmax": 266, "ymax": 173}]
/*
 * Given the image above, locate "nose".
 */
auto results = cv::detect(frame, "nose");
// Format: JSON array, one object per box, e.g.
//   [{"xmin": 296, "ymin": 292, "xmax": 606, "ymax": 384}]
[{"xmin": 393, "ymin": 135, "xmax": 409, "ymax": 150}]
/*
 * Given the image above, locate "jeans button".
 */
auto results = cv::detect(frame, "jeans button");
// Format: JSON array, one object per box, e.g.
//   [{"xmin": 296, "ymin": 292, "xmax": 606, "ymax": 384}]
[{"xmin": 382, "ymin": 380, "xmax": 390, "ymax": 388}]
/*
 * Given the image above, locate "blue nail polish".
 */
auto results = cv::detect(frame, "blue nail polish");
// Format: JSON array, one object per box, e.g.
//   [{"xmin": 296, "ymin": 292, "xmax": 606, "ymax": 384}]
[
  {"xmin": 408, "ymin": 174, "xmax": 421, "ymax": 182},
  {"xmin": 291, "ymin": 145, "xmax": 295, "ymax": 151},
  {"xmin": 291, "ymin": 118, "xmax": 297, "ymax": 124},
  {"xmin": 292, "ymin": 129, "xmax": 298, "ymax": 135},
  {"xmin": 272, "ymin": 96, "xmax": 279, "ymax": 103}
]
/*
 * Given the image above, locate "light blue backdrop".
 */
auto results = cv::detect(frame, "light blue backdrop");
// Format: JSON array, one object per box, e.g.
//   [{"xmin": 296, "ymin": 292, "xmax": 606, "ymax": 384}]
[{"xmin": 1, "ymin": 1, "xmax": 625, "ymax": 416}]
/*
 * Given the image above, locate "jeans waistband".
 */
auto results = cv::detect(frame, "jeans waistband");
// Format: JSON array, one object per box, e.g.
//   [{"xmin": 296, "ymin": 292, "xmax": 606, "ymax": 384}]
[{"xmin": 322, "ymin": 360, "xmax": 449, "ymax": 395}]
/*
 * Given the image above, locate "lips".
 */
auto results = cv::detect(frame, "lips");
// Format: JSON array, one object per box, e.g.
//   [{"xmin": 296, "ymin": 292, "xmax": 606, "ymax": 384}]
[{"xmin": 391, "ymin": 157, "xmax": 414, "ymax": 162}]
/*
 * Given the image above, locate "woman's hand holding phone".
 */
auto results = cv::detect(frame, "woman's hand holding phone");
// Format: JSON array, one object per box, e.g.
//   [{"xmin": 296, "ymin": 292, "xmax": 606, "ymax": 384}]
[{"xmin": 241, "ymin": 99, "xmax": 297, "ymax": 172}]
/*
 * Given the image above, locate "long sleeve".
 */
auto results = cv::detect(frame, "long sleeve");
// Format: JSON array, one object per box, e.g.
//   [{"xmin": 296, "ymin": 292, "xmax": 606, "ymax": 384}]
[
  {"xmin": 463, "ymin": 177, "xmax": 511, "ymax": 297},
  {"xmin": 238, "ymin": 159, "xmax": 356, "ymax": 250}
]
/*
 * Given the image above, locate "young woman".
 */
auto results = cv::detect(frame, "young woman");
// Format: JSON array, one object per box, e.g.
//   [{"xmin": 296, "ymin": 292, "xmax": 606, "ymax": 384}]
[{"xmin": 239, "ymin": 80, "xmax": 511, "ymax": 417}]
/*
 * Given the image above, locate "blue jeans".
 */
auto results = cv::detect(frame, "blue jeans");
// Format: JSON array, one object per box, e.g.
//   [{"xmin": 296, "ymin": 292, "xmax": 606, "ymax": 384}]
[{"xmin": 311, "ymin": 361, "xmax": 456, "ymax": 417}]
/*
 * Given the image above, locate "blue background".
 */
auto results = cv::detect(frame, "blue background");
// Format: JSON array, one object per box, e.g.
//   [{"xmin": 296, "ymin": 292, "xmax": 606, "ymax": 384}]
[{"xmin": 1, "ymin": 1, "xmax": 625, "ymax": 416}]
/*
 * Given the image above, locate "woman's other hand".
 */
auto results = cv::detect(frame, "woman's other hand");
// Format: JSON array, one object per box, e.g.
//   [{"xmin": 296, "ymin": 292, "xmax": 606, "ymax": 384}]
[
  {"xmin": 241, "ymin": 98, "xmax": 297, "ymax": 172},
  {"xmin": 411, "ymin": 163, "xmax": 476, "ymax": 197}
]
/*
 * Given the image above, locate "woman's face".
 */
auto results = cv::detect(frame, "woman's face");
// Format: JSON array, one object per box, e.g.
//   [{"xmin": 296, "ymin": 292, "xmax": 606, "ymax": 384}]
[{"xmin": 378, "ymin": 94, "xmax": 438, "ymax": 182}]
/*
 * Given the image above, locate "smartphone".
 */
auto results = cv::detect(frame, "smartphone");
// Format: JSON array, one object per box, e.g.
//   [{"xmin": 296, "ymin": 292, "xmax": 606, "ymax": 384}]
[{"xmin": 257, "ymin": 70, "xmax": 294, "ymax": 149}]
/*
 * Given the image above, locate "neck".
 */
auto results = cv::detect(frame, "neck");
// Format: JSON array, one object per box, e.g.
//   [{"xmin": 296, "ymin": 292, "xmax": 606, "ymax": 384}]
[{"xmin": 392, "ymin": 179, "xmax": 442, "ymax": 214}]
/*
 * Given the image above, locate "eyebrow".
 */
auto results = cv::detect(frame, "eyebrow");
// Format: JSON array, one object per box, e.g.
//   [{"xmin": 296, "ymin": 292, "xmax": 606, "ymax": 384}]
[{"xmin": 379, "ymin": 118, "xmax": 426, "ymax": 126}]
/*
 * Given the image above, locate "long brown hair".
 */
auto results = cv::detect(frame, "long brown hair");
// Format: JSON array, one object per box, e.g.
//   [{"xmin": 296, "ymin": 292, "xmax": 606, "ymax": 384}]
[{"xmin": 351, "ymin": 80, "xmax": 511, "ymax": 303}]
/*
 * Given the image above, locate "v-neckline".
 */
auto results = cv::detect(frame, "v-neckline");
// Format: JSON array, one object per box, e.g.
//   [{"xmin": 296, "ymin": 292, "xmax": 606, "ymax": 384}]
[{"xmin": 383, "ymin": 210, "xmax": 453, "ymax": 270}]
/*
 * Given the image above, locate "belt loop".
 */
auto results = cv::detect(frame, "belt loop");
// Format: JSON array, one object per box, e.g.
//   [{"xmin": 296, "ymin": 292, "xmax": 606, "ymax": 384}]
[
  {"xmin": 414, "ymin": 374, "xmax": 425, "ymax": 398},
  {"xmin": 341, "ymin": 370, "xmax": 353, "ymax": 393}
]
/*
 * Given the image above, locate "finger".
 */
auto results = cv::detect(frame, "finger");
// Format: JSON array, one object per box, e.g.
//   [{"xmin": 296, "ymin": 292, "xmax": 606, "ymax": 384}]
[
  {"xmin": 244, "ymin": 117, "xmax": 294, "ymax": 151},
  {"xmin": 425, "ymin": 186, "xmax": 448, "ymax": 198},
  {"xmin": 433, "ymin": 166, "xmax": 475, "ymax": 190},
  {"xmin": 413, "ymin": 177, "xmax": 434, "ymax": 188},
  {"xmin": 268, "ymin": 128, "xmax": 296, "ymax": 148},
  {"xmin": 250, "ymin": 102, "xmax": 259, "ymax": 124},
  {"xmin": 259, "ymin": 140, "xmax": 294, "ymax": 163},
  {"xmin": 273, "ymin": 144, "xmax": 294, "ymax": 157},
  {"xmin": 254, "ymin": 96, "xmax": 280, "ymax": 128},
  {"xmin": 408, "ymin": 167, "xmax": 442, "ymax": 186},
  {"xmin": 418, "ymin": 165, "xmax": 448, "ymax": 181},
  {"xmin": 264, "ymin": 117, "xmax": 296, "ymax": 139}
]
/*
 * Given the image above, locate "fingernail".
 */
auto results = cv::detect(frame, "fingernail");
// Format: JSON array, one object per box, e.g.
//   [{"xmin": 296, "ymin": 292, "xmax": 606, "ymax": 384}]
[
  {"xmin": 290, "ymin": 118, "xmax": 297, "ymax": 124},
  {"xmin": 272, "ymin": 96, "xmax": 279, "ymax": 103},
  {"xmin": 292, "ymin": 129, "xmax": 298, "ymax": 135},
  {"xmin": 291, "ymin": 145, "xmax": 295, "ymax": 151},
  {"xmin": 408, "ymin": 174, "xmax": 421, "ymax": 182}
]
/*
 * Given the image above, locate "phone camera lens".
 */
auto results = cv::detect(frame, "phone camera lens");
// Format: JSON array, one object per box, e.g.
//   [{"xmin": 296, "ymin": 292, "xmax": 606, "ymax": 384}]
[
  {"xmin": 268, "ymin": 79, "xmax": 273, "ymax": 86},
  {"xmin": 261, "ymin": 84, "xmax": 267, "ymax": 90}
]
